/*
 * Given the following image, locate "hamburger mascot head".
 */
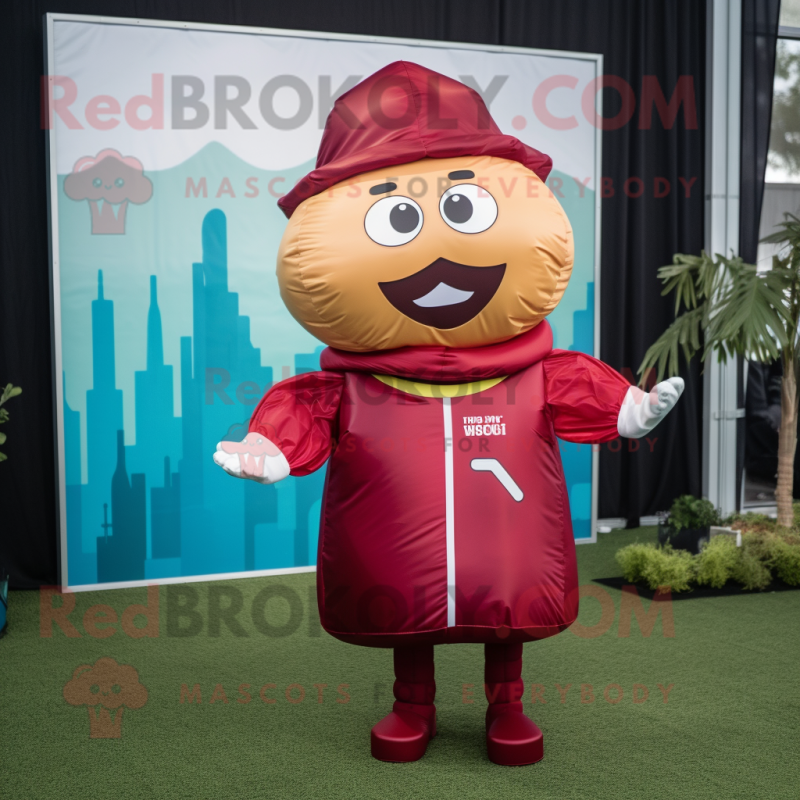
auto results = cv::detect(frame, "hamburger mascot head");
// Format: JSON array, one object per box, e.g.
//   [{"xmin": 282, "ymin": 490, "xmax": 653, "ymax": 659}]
[{"xmin": 276, "ymin": 61, "xmax": 574, "ymax": 352}]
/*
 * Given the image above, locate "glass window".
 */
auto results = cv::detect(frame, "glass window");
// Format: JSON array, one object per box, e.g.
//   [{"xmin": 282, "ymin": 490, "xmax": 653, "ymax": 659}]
[
  {"xmin": 780, "ymin": 0, "xmax": 800, "ymax": 29},
  {"xmin": 766, "ymin": 38, "xmax": 800, "ymax": 183},
  {"xmin": 745, "ymin": 14, "xmax": 800, "ymax": 510},
  {"xmin": 760, "ymin": 29, "xmax": 800, "ymax": 271}
]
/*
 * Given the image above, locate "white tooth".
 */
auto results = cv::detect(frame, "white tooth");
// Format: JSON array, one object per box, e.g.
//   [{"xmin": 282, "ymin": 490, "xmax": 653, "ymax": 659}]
[
  {"xmin": 413, "ymin": 282, "xmax": 475, "ymax": 308},
  {"xmin": 96, "ymin": 198, "xmax": 105, "ymax": 215},
  {"xmin": 112, "ymin": 203, "xmax": 121, "ymax": 220}
]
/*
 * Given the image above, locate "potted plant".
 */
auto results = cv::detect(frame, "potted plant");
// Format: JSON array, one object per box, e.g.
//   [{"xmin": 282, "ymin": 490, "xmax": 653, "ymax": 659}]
[
  {"xmin": 657, "ymin": 495, "xmax": 722, "ymax": 554},
  {"xmin": 0, "ymin": 382, "xmax": 22, "ymax": 462},
  {"xmin": 0, "ymin": 383, "xmax": 21, "ymax": 638},
  {"xmin": 639, "ymin": 214, "xmax": 800, "ymax": 528},
  {"xmin": 0, "ymin": 568, "xmax": 7, "ymax": 637}
]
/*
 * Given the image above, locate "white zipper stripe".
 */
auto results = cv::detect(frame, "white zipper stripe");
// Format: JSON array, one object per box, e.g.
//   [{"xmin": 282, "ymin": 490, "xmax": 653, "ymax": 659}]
[{"xmin": 442, "ymin": 397, "xmax": 456, "ymax": 627}]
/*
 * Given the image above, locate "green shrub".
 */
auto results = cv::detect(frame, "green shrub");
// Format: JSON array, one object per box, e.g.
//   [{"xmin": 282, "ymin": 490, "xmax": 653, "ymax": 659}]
[
  {"xmin": 740, "ymin": 531, "xmax": 780, "ymax": 565},
  {"xmin": 615, "ymin": 543, "xmax": 652, "ymax": 584},
  {"xmin": 695, "ymin": 536, "xmax": 739, "ymax": 588},
  {"xmin": 771, "ymin": 536, "xmax": 800, "ymax": 585},
  {"xmin": 616, "ymin": 519, "xmax": 800, "ymax": 592},
  {"xmin": 667, "ymin": 495, "xmax": 722, "ymax": 532},
  {"xmin": 616, "ymin": 543, "xmax": 695, "ymax": 592},
  {"xmin": 730, "ymin": 539, "xmax": 773, "ymax": 591},
  {"xmin": 641, "ymin": 546, "xmax": 695, "ymax": 592}
]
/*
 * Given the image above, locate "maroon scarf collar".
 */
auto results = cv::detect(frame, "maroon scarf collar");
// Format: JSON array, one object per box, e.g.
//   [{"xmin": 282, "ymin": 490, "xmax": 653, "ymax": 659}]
[{"xmin": 320, "ymin": 320, "xmax": 553, "ymax": 383}]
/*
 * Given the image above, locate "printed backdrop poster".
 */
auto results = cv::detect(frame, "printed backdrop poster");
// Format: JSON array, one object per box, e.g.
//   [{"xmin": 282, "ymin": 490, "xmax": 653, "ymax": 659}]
[{"xmin": 45, "ymin": 15, "xmax": 602, "ymax": 589}]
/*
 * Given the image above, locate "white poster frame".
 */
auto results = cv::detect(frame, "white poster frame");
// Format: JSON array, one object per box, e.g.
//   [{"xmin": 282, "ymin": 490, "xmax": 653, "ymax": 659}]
[{"xmin": 44, "ymin": 13, "xmax": 603, "ymax": 590}]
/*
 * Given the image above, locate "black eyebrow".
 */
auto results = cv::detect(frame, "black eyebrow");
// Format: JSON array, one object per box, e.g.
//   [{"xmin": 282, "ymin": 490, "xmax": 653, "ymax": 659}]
[
  {"xmin": 447, "ymin": 170, "xmax": 475, "ymax": 180},
  {"xmin": 369, "ymin": 182, "xmax": 397, "ymax": 195}
]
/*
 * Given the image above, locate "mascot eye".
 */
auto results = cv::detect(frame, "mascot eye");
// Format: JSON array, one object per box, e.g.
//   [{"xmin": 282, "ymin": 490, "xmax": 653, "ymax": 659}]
[
  {"xmin": 439, "ymin": 184, "xmax": 498, "ymax": 234},
  {"xmin": 364, "ymin": 196, "xmax": 423, "ymax": 247},
  {"xmin": 92, "ymin": 177, "xmax": 102, "ymax": 188},
  {"xmin": 114, "ymin": 178, "xmax": 125, "ymax": 188}
]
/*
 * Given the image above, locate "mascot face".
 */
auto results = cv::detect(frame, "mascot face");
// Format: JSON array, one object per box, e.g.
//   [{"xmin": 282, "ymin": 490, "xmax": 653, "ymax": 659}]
[{"xmin": 277, "ymin": 155, "xmax": 574, "ymax": 352}]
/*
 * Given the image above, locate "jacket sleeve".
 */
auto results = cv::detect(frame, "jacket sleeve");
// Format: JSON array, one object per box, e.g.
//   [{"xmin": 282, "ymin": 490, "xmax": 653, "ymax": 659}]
[
  {"xmin": 542, "ymin": 350, "xmax": 632, "ymax": 443},
  {"xmin": 248, "ymin": 371, "xmax": 345, "ymax": 476}
]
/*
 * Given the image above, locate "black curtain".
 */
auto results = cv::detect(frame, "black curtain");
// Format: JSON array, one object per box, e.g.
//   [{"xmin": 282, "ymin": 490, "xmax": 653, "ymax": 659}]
[
  {"xmin": 501, "ymin": 3, "xmax": 706, "ymax": 522},
  {"xmin": 0, "ymin": 0, "xmax": 706, "ymax": 587},
  {"xmin": 737, "ymin": 0, "xmax": 781, "ymax": 505},
  {"xmin": 740, "ymin": 0, "xmax": 781, "ymax": 264}
]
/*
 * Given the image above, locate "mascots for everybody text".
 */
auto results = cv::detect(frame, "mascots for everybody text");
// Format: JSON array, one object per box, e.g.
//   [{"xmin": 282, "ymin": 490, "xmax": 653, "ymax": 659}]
[{"xmin": 214, "ymin": 63, "xmax": 683, "ymax": 765}]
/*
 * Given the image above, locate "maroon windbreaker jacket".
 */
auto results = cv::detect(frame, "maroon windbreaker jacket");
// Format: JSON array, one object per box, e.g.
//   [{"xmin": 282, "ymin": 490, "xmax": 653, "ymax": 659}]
[{"xmin": 249, "ymin": 321, "xmax": 631, "ymax": 647}]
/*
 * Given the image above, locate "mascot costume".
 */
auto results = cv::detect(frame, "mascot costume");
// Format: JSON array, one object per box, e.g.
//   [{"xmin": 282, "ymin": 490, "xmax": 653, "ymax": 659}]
[{"xmin": 214, "ymin": 62, "xmax": 683, "ymax": 766}]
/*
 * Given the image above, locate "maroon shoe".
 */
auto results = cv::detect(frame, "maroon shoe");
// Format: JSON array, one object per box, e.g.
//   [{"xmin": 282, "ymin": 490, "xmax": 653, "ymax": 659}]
[
  {"xmin": 372, "ymin": 646, "xmax": 437, "ymax": 762},
  {"xmin": 485, "ymin": 703, "xmax": 543, "ymax": 766},
  {"xmin": 371, "ymin": 702, "xmax": 437, "ymax": 762},
  {"xmin": 484, "ymin": 644, "xmax": 543, "ymax": 766}
]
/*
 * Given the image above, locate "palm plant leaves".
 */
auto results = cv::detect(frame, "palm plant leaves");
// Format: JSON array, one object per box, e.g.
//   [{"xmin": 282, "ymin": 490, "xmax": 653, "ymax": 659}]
[
  {"xmin": 704, "ymin": 259, "xmax": 792, "ymax": 364},
  {"xmin": 638, "ymin": 241, "xmax": 796, "ymax": 384},
  {"xmin": 639, "ymin": 306, "xmax": 706, "ymax": 383},
  {"xmin": 641, "ymin": 213, "xmax": 800, "ymax": 529},
  {"xmin": 657, "ymin": 252, "xmax": 718, "ymax": 315},
  {"xmin": 760, "ymin": 213, "xmax": 800, "ymax": 354},
  {"xmin": 760, "ymin": 212, "xmax": 800, "ymax": 257}
]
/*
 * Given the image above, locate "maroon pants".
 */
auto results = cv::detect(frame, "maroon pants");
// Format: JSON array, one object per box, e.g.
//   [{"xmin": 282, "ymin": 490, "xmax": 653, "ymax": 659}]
[{"xmin": 392, "ymin": 643, "xmax": 523, "ymax": 710}]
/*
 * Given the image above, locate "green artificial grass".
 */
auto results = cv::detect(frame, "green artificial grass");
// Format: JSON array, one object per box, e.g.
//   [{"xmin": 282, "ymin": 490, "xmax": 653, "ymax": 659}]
[{"xmin": 1, "ymin": 527, "xmax": 798, "ymax": 800}]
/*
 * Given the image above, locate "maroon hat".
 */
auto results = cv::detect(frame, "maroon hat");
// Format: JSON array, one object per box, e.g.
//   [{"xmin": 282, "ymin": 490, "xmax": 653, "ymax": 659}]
[{"xmin": 278, "ymin": 61, "xmax": 552, "ymax": 218}]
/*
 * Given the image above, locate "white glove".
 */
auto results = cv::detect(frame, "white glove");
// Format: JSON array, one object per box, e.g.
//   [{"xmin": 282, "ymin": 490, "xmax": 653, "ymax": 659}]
[
  {"xmin": 617, "ymin": 377, "xmax": 684, "ymax": 438},
  {"xmin": 212, "ymin": 432, "xmax": 290, "ymax": 484}
]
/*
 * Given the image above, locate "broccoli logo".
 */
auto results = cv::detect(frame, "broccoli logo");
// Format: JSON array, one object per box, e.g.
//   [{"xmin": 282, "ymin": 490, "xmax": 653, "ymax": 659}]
[
  {"xmin": 64, "ymin": 148, "xmax": 153, "ymax": 235},
  {"xmin": 63, "ymin": 657, "xmax": 148, "ymax": 739}
]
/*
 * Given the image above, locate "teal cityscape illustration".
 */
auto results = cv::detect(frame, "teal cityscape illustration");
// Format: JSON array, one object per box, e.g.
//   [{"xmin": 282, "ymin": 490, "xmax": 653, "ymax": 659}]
[
  {"xmin": 63, "ymin": 209, "xmax": 325, "ymax": 585},
  {"xmin": 62, "ymin": 206, "xmax": 594, "ymax": 586}
]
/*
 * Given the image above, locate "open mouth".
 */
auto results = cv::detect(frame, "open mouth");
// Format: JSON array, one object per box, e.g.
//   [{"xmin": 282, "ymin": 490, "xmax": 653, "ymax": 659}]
[{"xmin": 378, "ymin": 258, "xmax": 506, "ymax": 329}]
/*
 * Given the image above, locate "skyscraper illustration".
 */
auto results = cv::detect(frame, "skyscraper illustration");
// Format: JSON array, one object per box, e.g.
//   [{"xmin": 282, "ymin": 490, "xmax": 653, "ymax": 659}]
[
  {"xmin": 129, "ymin": 276, "xmax": 182, "ymax": 480},
  {"xmin": 562, "ymin": 282, "xmax": 595, "ymax": 535},
  {"xmin": 569, "ymin": 282, "xmax": 594, "ymax": 356},
  {"xmin": 151, "ymin": 457, "xmax": 181, "ymax": 560},
  {"xmin": 62, "ymin": 209, "xmax": 366, "ymax": 584},
  {"xmin": 178, "ymin": 209, "xmax": 275, "ymax": 576},
  {"xmin": 97, "ymin": 430, "xmax": 146, "ymax": 582},
  {"xmin": 63, "ymin": 372, "xmax": 93, "ymax": 583},
  {"xmin": 127, "ymin": 274, "xmax": 182, "ymax": 572},
  {"xmin": 82, "ymin": 271, "xmax": 124, "ymax": 575}
]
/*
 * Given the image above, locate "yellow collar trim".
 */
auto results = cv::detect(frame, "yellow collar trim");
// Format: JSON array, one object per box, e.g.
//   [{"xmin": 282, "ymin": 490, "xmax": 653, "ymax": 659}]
[{"xmin": 372, "ymin": 373, "xmax": 506, "ymax": 398}]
